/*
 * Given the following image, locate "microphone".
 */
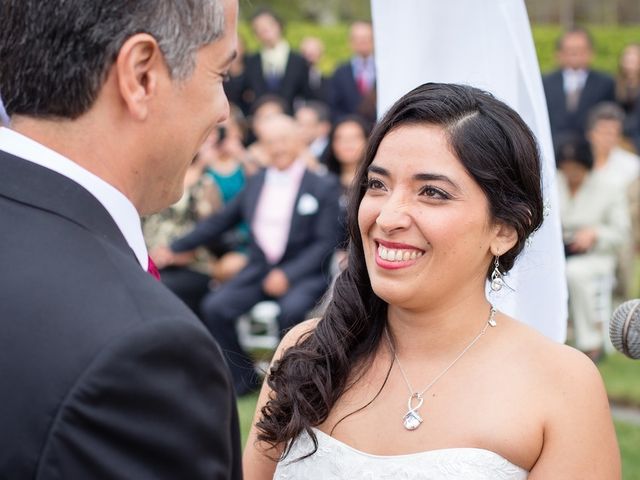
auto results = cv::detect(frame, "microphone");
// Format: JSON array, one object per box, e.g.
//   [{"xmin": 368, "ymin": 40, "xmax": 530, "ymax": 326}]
[{"xmin": 609, "ymin": 299, "xmax": 640, "ymax": 359}]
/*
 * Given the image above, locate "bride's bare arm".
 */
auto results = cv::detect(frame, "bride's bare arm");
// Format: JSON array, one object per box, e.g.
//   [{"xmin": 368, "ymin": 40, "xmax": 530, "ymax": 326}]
[
  {"xmin": 528, "ymin": 346, "xmax": 620, "ymax": 479},
  {"xmin": 242, "ymin": 318, "xmax": 319, "ymax": 480}
]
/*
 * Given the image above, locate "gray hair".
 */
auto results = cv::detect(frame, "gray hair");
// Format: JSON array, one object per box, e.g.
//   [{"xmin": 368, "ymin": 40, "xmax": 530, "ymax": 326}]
[
  {"xmin": 586, "ymin": 101, "xmax": 626, "ymax": 131},
  {"xmin": 0, "ymin": 0, "xmax": 225, "ymax": 119}
]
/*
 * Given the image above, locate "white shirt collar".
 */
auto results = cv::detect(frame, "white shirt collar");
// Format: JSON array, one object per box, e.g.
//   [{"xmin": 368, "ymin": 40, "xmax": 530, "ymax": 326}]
[
  {"xmin": 562, "ymin": 68, "xmax": 588, "ymax": 93},
  {"xmin": 0, "ymin": 127, "xmax": 148, "ymax": 269}
]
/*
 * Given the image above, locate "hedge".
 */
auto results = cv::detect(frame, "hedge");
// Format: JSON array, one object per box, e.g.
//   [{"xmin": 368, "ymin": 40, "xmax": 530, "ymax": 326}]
[{"xmin": 239, "ymin": 23, "xmax": 640, "ymax": 75}]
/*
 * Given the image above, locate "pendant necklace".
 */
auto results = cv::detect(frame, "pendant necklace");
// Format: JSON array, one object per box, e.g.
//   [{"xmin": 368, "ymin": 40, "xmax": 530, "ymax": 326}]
[{"xmin": 384, "ymin": 305, "xmax": 497, "ymax": 431}]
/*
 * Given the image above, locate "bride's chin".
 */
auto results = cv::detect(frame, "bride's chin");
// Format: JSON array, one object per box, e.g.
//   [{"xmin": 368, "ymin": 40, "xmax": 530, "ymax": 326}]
[{"xmin": 371, "ymin": 284, "xmax": 416, "ymax": 309}]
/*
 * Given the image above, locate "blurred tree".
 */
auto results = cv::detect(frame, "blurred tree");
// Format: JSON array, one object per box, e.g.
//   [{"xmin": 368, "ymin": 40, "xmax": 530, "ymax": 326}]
[{"xmin": 525, "ymin": 0, "xmax": 640, "ymax": 24}]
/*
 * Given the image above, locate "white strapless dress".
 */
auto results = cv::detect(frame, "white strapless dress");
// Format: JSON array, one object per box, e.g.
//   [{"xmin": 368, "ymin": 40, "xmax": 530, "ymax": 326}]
[{"xmin": 274, "ymin": 428, "xmax": 528, "ymax": 479}]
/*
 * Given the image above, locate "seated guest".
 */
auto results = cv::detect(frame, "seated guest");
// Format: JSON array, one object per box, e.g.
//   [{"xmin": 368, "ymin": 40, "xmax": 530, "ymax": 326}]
[
  {"xmin": 295, "ymin": 101, "xmax": 332, "ymax": 161},
  {"xmin": 587, "ymin": 102, "xmax": 640, "ymax": 183},
  {"xmin": 145, "ymin": 137, "xmax": 222, "ymax": 315},
  {"xmin": 586, "ymin": 102, "xmax": 640, "ymax": 298},
  {"xmin": 166, "ymin": 114, "xmax": 342, "ymax": 395},
  {"xmin": 201, "ymin": 109, "xmax": 253, "ymax": 282},
  {"xmin": 322, "ymin": 115, "xmax": 370, "ymax": 258},
  {"xmin": 246, "ymin": 94, "xmax": 288, "ymax": 162},
  {"xmin": 543, "ymin": 27, "xmax": 615, "ymax": 143},
  {"xmin": 556, "ymin": 136, "xmax": 630, "ymax": 361}
]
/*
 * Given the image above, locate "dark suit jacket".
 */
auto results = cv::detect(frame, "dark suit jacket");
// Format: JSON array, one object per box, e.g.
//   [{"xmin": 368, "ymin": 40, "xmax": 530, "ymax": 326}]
[
  {"xmin": 542, "ymin": 69, "xmax": 615, "ymax": 140},
  {"xmin": 329, "ymin": 61, "xmax": 377, "ymax": 124},
  {"xmin": 329, "ymin": 62, "xmax": 360, "ymax": 122},
  {"xmin": 0, "ymin": 150, "xmax": 242, "ymax": 480},
  {"xmin": 244, "ymin": 50, "xmax": 310, "ymax": 112},
  {"xmin": 172, "ymin": 168, "xmax": 341, "ymax": 284}
]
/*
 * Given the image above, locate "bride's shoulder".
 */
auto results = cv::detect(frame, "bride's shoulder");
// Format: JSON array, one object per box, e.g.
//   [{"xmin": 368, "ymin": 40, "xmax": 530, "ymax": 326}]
[{"xmin": 500, "ymin": 315, "xmax": 602, "ymax": 389}]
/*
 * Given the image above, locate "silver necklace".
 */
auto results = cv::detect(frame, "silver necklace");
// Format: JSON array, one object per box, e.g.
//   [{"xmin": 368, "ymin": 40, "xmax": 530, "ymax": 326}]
[{"xmin": 384, "ymin": 305, "xmax": 497, "ymax": 431}]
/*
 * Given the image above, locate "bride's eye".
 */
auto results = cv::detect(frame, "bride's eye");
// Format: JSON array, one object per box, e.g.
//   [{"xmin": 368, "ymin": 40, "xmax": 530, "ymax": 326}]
[{"xmin": 420, "ymin": 186, "xmax": 450, "ymax": 199}]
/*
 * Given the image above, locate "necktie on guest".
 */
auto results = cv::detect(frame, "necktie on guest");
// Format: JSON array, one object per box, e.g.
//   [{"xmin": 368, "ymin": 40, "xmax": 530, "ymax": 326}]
[{"xmin": 147, "ymin": 255, "xmax": 161, "ymax": 281}]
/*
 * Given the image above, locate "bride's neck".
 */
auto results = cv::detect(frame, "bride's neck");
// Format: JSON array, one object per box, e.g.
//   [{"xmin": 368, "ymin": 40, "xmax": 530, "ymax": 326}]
[{"xmin": 386, "ymin": 294, "xmax": 494, "ymax": 359}]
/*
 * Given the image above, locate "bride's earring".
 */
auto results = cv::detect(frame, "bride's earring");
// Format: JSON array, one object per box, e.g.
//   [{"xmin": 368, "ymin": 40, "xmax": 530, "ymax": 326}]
[{"xmin": 490, "ymin": 255, "xmax": 504, "ymax": 292}]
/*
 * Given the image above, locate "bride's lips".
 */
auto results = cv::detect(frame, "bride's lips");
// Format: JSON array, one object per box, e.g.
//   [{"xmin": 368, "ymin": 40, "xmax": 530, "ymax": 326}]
[{"xmin": 374, "ymin": 238, "xmax": 425, "ymax": 270}]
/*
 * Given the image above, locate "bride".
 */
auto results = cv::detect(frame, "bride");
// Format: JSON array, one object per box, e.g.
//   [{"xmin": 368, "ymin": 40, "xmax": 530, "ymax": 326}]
[{"xmin": 243, "ymin": 83, "xmax": 620, "ymax": 479}]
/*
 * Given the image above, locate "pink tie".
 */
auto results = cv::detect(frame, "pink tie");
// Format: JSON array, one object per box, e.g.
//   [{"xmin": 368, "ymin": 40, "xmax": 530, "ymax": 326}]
[{"xmin": 147, "ymin": 256, "xmax": 161, "ymax": 281}]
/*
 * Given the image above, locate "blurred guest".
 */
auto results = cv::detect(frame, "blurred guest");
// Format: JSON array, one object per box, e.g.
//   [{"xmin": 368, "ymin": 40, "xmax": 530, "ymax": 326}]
[
  {"xmin": 587, "ymin": 102, "xmax": 639, "ymax": 186},
  {"xmin": 586, "ymin": 102, "xmax": 640, "ymax": 299},
  {"xmin": 202, "ymin": 107, "xmax": 252, "ymax": 281},
  {"xmin": 615, "ymin": 43, "xmax": 640, "ymax": 115},
  {"xmin": 295, "ymin": 101, "xmax": 332, "ymax": 161},
  {"xmin": 543, "ymin": 28, "xmax": 615, "ymax": 143},
  {"xmin": 244, "ymin": 8, "xmax": 309, "ymax": 112},
  {"xmin": 299, "ymin": 36, "xmax": 330, "ymax": 104},
  {"xmin": 556, "ymin": 136, "xmax": 630, "ymax": 360},
  {"xmin": 224, "ymin": 36, "xmax": 250, "ymax": 116},
  {"xmin": 322, "ymin": 115, "xmax": 370, "ymax": 191},
  {"xmin": 617, "ymin": 44, "xmax": 640, "ymax": 152},
  {"xmin": 329, "ymin": 21, "xmax": 377, "ymax": 124},
  {"xmin": 322, "ymin": 115, "xmax": 370, "ymax": 273},
  {"xmin": 165, "ymin": 114, "xmax": 341, "ymax": 395},
  {"xmin": 145, "ymin": 153, "xmax": 220, "ymax": 315},
  {"xmin": 246, "ymin": 94, "xmax": 288, "ymax": 166}
]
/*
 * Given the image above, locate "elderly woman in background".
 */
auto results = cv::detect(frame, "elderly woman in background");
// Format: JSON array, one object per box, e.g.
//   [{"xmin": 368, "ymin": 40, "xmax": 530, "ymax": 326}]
[{"xmin": 556, "ymin": 134, "xmax": 630, "ymax": 360}]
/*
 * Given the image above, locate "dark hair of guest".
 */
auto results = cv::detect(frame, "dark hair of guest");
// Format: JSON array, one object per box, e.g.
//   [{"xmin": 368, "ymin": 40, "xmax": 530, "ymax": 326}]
[
  {"xmin": 256, "ymin": 82, "xmax": 544, "ymax": 460},
  {"xmin": 322, "ymin": 115, "xmax": 371, "ymax": 177}
]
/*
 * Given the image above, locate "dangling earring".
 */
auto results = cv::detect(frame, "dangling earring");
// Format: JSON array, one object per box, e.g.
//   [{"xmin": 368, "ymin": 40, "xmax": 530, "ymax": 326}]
[{"xmin": 490, "ymin": 255, "xmax": 504, "ymax": 292}]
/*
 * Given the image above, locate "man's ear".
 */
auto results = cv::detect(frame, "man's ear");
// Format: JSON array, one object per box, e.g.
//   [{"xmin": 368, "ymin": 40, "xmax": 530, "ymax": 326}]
[
  {"xmin": 491, "ymin": 222, "xmax": 518, "ymax": 257},
  {"xmin": 115, "ymin": 33, "xmax": 165, "ymax": 121}
]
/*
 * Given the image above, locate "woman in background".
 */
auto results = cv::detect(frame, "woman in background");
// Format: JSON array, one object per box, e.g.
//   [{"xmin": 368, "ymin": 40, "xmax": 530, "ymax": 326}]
[{"xmin": 322, "ymin": 115, "xmax": 370, "ymax": 270}]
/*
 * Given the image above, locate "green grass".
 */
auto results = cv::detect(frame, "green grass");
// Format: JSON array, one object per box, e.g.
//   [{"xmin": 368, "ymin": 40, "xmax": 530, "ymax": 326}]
[
  {"xmin": 238, "ymin": 392, "xmax": 260, "ymax": 447},
  {"xmin": 600, "ymin": 352, "xmax": 640, "ymax": 407},
  {"xmin": 617, "ymin": 421, "xmax": 640, "ymax": 480}
]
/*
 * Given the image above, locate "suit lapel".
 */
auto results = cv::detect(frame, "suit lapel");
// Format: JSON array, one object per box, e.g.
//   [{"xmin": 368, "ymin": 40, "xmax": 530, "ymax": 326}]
[
  {"xmin": 246, "ymin": 169, "xmax": 267, "ymax": 223},
  {"xmin": 576, "ymin": 71, "xmax": 596, "ymax": 114},
  {"xmin": 0, "ymin": 150, "xmax": 133, "ymax": 257},
  {"xmin": 286, "ymin": 170, "xmax": 312, "ymax": 245}
]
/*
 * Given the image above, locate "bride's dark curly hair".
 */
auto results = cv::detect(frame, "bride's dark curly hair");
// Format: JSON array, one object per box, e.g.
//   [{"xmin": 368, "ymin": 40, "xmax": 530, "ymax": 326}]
[{"xmin": 256, "ymin": 83, "xmax": 544, "ymax": 459}]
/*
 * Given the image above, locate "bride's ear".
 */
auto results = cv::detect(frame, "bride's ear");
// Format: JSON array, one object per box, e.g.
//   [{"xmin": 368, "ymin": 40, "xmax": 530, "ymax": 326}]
[{"xmin": 491, "ymin": 222, "xmax": 518, "ymax": 256}]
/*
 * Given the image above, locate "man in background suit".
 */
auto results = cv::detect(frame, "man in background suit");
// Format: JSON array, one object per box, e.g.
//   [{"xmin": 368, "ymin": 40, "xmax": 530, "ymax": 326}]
[
  {"xmin": 329, "ymin": 21, "xmax": 377, "ymax": 124},
  {"xmin": 543, "ymin": 27, "xmax": 615, "ymax": 143},
  {"xmin": 300, "ymin": 36, "xmax": 331, "ymax": 104},
  {"xmin": 243, "ymin": 9, "xmax": 310, "ymax": 113},
  {"xmin": 157, "ymin": 114, "xmax": 341, "ymax": 395},
  {"xmin": 0, "ymin": 1, "xmax": 242, "ymax": 478}
]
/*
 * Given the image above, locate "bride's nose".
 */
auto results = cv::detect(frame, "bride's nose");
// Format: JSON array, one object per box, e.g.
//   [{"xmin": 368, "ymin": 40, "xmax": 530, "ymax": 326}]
[{"xmin": 375, "ymin": 193, "xmax": 412, "ymax": 233}]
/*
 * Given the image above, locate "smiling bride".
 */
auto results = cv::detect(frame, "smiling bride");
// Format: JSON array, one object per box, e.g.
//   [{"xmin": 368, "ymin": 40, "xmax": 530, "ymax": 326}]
[{"xmin": 242, "ymin": 83, "xmax": 620, "ymax": 480}]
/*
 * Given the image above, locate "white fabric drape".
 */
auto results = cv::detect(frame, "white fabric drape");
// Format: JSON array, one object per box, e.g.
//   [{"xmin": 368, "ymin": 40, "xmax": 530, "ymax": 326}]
[{"xmin": 371, "ymin": 0, "xmax": 567, "ymax": 342}]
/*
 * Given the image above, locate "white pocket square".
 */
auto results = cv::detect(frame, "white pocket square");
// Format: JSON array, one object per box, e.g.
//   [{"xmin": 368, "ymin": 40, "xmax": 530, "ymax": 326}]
[{"xmin": 297, "ymin": 193, "xmax": 319, "ymax": 215}]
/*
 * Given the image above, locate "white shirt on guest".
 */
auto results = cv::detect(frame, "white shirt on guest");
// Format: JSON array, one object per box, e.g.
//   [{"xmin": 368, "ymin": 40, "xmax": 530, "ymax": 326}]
[
  {"xmin": 0, "ymin": 127, "xmax": 148, "ymax": 270},
  {"xmin": 252, "ymin": 158, "xmax": 306, "ymax": 265},
  {"xmin": 562, "ymin": 68, "xmax": 588, "ymax": 95}
]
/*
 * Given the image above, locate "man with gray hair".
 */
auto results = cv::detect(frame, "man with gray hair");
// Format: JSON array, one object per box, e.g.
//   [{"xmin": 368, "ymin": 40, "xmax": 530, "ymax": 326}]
[{"xmin": 0, "ymin": 1, "xmax": 241, "ymax": 478}]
